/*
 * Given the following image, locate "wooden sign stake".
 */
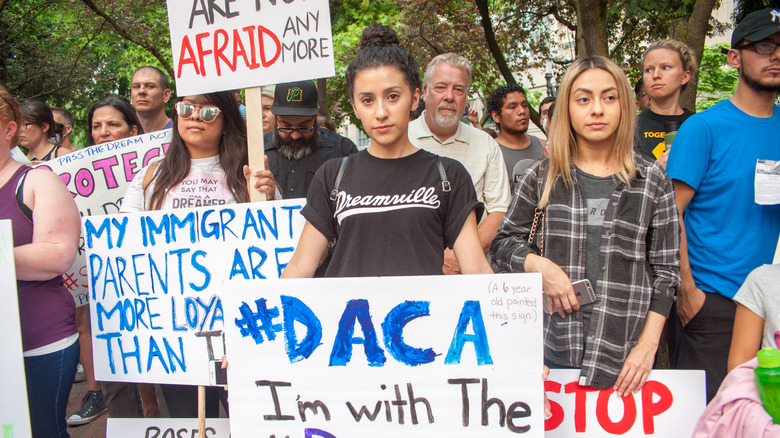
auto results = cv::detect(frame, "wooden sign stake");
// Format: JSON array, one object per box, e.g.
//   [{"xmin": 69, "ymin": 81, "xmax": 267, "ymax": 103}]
[{"xmin": 245, "ymin": 87, "xmax": 267, "ymax": 203}]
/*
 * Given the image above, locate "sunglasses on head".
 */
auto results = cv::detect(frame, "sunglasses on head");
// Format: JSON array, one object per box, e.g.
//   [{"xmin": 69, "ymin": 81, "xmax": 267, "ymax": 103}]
[{"xmin": 175, "ymin": 102, "xmax": 222, "ymax": 123}]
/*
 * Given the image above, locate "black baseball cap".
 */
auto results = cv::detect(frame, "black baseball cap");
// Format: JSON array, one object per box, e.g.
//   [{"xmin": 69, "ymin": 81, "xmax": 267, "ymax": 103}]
[
  {"xmin": 731, "ymin": 8, "xmax": 780, "ymax": 48},
  {"xmin": 271, "ymin": 81, "xmax": 319, "ymax": 117}
]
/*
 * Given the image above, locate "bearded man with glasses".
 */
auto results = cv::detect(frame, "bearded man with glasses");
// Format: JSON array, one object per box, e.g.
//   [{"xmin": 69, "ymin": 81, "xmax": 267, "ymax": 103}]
[
  {"xmin": 263, "ymin": 81, "xmax": 358, "ymax": 200},
  {"xmin": 666, "ymin": 7, "xmax": 780, "ymax": 402}
]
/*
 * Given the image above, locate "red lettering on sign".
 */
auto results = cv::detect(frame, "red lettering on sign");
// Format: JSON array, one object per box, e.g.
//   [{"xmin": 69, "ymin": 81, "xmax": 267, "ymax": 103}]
[
  {"xmin": 257, "ymin": 25, "xmax": 281, "ymax": 67},
  {"xmin": 195, "ymin": 32, "xmax": 213, "ymax": 77},
  {"xmin": 214, "ymin": 29, "xmax": 235, "ymax": 75},
  {"xmin": 177, "ymin": 36, "xmax": 201, "ymax": 77},
  {"xmin": 544, "ymin": 380, "xmax": 565, "ymax": 431},
  {"xmin": 596, "ymin": 388, "xmax": 636, "ymax": 434},
  {"xmin": 642, "ymin": 380, "xmax": 673, "ymax": 433}
]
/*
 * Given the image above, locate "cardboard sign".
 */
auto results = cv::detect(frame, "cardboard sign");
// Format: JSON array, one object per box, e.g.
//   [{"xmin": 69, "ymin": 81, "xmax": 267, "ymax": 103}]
[
  {"xmin": 36, "ymin": 130, "xmax": 172, "ymax": 307},
  {"xmin": 222, "ymin": 274, "xmax": 545, "ymax": 437},
  {"xmin": 107, "ymin": 418, "xmax": 230, "ymax": 437},
  {"xmin": 166, "ymin": 0, "xmax": 335, "ymax": 95},
  {"xmin": 0, "ymin": 221, "xmax": 32, "ymax": 437},
  {"xmin": 84, "ymin": 199, "xmax": 306, "ymax": 385},
  {"xmin": 545, "ymin": 369, "xmax": 706, "ymax": 437}
]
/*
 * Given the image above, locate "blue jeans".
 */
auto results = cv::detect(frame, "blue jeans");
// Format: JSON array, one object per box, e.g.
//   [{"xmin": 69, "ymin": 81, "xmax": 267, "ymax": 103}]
[{"xmin": 24, "ymin": 340, "xmax": 79, "ymax": 438}]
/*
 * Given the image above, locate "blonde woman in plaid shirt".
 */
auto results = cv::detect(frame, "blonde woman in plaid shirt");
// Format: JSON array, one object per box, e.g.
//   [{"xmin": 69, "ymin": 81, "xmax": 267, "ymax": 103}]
[{"xmin": 490, "ymin": 56, "xmax": 680, "ymax": 395}]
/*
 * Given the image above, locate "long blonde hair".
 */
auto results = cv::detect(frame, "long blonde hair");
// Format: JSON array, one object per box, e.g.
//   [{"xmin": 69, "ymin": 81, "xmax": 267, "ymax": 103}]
[{"xmin": 540, "ymin": 56, "xmax": 637, "ymax": 208}]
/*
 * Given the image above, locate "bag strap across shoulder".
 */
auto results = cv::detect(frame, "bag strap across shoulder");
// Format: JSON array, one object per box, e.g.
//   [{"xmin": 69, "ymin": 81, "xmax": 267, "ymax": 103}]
[{"xmin": 142, "ymin": 162, "xmax": 161, "ymax": 192}]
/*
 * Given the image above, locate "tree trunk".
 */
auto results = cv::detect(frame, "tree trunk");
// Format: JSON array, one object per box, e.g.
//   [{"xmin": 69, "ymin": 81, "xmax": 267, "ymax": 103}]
[
  {"xmin": 317, "ymin": 77, "xmax": 330, "ymax": 121},
  {"xmin": 672, "ymin": 0, "xmax": 718, "ymax": 111},
  {"xmin": 573, "ymin": 0, "xmax": 609, "ymax": 57}
]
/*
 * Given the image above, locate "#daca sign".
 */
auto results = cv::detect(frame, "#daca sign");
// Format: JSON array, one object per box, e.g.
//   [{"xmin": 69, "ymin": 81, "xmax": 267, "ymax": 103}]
[
  {"xmin": 83, "ymin": 199, "xmax": 306, "ymax": 386},
  {"xmin": 167, "ymin": 0, "xmax": 335, "ymax": 95},
  {"xmin": 222, "ymin": 274, "xmax": 546, "ymax": 437}
]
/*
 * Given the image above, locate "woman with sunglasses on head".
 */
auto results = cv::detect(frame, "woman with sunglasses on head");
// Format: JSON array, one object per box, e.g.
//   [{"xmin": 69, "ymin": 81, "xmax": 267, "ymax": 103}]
[
  {"xmin": 19, "ymin": 100, "xmax": 66, "ymax": 163},
  {"xmin": 121, "ymin": 90, "xmax": 276, "ymax": 417},
  {"xmin": 491, "ymin": 56, "xmax": 680, "ymax": 395}
]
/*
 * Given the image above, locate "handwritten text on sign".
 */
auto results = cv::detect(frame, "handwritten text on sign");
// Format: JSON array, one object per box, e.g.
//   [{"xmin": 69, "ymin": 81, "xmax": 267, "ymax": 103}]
[
  {"xmin": 222, "ymin": 274, "xmax": 545, "ymax": 437},
  {"xmin": 545, "ymin": 369, "xmax": 706, "ymax": 437},
  {"xmin": 84, "ymin": 199, "xmax": 305, "ymax": 386},
  {"xmin": 36, "ymin": 129, "xmax": 172, "ymax": 307},
  {"xmin": 166, "ymin": 0, "xmax": 335, "ymax": 95}
]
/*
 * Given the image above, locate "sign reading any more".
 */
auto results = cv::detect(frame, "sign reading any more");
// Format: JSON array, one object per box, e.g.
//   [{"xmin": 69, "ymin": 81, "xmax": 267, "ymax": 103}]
[
  {"xmin": 0, "ymin": 221, "xmax": 32, "ymax": 437},
  {"xmin": 36, "ymin": 129, "xmax": 172, "ymax": 307},
  {"xmin": 222, "ymin": 274, "xmax": 545, "ymax": 437},
  {"xmin": 84, "ymin": 199, "xmax": 305, "ymax": 386},
  {"xmin": 166, "ymin": 0, "xmax": 335, "ymax": 95}
]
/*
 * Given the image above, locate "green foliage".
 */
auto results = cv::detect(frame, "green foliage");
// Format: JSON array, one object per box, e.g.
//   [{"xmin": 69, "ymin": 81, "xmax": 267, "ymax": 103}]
[
  {"xmin": 695, "ymin": 43, "xmax": 738, "ymax": 111},
  {"xmin": 526, "ymin": 91, "xmax": 543, "ymax": 110}
]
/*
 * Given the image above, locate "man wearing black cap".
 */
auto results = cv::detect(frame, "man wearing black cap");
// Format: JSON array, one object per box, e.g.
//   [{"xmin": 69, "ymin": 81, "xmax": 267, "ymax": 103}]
[
  {"xmin": 666, "ymin": 8, "xmax": 780, "ymax": 402},
  {"xmin": 264, "ymin": 80, "xmax": 357, "ymax": 199}
]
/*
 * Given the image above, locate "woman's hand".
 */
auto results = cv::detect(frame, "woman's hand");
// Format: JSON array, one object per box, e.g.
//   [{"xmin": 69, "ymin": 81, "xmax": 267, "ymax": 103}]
[
  {"xmin": 526, "ymin": 254, "xmax": 579, "ymax": 317},
  {"xmin": 243, "ymin": 155, "xmax": 278, "ymax": 201},
  {"xmin": 613, "ymin": 340, "xmax": 657, "ymax": 397}
]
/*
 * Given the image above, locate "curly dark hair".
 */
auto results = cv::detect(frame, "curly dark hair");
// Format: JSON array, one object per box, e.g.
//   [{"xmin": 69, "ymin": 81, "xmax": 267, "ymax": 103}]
[
  {"xmin": 486, "ymin": 84, "xmax": 526, "ymax": 130},
  {"xmin": 345, "ymin": 23, "xmax": 420, "ymax": 102}
]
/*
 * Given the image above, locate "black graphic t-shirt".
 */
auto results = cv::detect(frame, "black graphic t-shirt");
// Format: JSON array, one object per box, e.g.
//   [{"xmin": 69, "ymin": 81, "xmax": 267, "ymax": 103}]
[
  {"xmin": 636, "ymin": 109, "xmax": 694, "ymax": 160},
  {"xmin": 302, "ymin": 149, "xmax": 483, "ymax": 277}
]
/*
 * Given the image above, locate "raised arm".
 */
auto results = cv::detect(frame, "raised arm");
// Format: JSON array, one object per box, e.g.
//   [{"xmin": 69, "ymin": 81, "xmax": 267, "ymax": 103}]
[{"xmin": 14, "ymin": 168, "xmax": 80, "ymax": 280}]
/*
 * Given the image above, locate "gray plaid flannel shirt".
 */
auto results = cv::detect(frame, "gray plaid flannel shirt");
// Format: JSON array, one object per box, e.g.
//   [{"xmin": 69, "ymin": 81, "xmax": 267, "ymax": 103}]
[{"xmin": 490, "ymin": 154, "xmax": 680, "ymax": 388}]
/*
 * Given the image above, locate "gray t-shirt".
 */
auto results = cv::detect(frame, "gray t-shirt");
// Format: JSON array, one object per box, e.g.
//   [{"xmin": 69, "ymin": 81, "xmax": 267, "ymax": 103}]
[
  {"xmin": 498, "ymin": 136, "xmax": 544, "ymax": 186},
  {"xmin": 575, "ymin": 167, "xmax": 616, "ymax": 339},
  {"xmin": 733, "ymin": 264, "xmax": 780, "ymax": 351}
]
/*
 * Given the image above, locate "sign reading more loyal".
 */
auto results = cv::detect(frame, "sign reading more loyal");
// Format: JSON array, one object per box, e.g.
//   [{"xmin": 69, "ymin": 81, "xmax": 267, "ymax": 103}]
[
  {"xmin": 84, "ymin": 199, "xmax": 305, "ymax": 386},
  {"xmin": 36, "ymin": 130, "xmax": 171, "ymax": 307},
  {"xmin": 222, "ymin": 274, "xmax": 545, "ymax": 437},
  {"xmin": 166, "ymin": 0, "xmax": 335, "ymax": 95}
]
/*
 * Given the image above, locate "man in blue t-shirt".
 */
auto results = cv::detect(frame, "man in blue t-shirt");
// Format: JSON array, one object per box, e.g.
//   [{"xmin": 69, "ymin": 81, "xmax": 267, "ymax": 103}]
[{"xmin": 666, "ymin": 8, "xmax": 780, "ymax": 402}]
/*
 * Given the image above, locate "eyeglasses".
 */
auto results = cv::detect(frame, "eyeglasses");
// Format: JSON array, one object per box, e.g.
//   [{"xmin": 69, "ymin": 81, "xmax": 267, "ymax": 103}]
[
  {"xmin": 738, "ymin": 40, "xmax": 780, "ymax": 56},
  {"xmin": 276, "ymin": 125, "xmax": 316, "ymax": 135},
  {"xmin": 175, "ymin": 102, "xmax": 222, "ymax": 123},
  {"xmin": 19, "ymin": 123, "xmax": 33, "ymax": 132}
]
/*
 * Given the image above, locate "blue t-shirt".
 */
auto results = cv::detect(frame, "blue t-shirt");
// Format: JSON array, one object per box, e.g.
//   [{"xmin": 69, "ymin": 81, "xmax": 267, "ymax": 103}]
[{"xmin": 667, "ymin": 99, "xmax": 780, "ymax": 299}]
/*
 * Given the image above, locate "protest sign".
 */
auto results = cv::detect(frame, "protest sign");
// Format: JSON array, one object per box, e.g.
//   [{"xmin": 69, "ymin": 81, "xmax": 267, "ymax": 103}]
[
  {"xmin": 0, "ymin": 221, "xmax": 32, "ymax": 437},
  {"xmin": 166, "ymin": 0, "xmax": 335, "ymax": 96},
  {"xmin": 545, "ymin": 369, "xmax": 706, "ymax": 437},
  {"xmin": 84, "ymin": 199, "xmax": 306, "ymax": 386},
  {"xmin": 222, "ymin": 273, "xmax": 545, "ymax": 437},
  {"xmin": 36, "ymin": 130, "xmax": 171, "ymax": 306},
  {"xmin": 107, "ymin": 418, "xmax": 230, "ymax": 437}
]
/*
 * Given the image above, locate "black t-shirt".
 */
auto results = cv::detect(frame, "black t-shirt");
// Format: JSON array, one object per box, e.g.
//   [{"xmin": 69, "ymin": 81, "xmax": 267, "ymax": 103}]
[
  {"xmin": 265, "ymin": 127, "xmax": 358, "ymax": 199},
  {"xmin": 636, "ymin": 109, "xmax": 694, "ymax": 160},
  {"xmin": 302, "ymin": 149, "xmax": 483, "ymax": 277}
]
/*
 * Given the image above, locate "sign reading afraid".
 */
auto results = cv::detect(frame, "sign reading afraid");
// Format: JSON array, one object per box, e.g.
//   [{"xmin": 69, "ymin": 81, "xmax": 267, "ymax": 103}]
[
  {"xmin": 221, "ymin": 274, "xmax": 545, "ymax": 437},
  {"xmin": 84, "ymin": 199, "xmax": 306, "ymax": 386},
  {"xmin": 36, "ymin": 129, "xmax": 172, "ymax": 307},
  {"xmin": 166, "ymin": 0, "xmax": 335, "ymax": 95},
  {"xmin": 0, "ymin": 221, "xmax": 32, "ymax": 437}
]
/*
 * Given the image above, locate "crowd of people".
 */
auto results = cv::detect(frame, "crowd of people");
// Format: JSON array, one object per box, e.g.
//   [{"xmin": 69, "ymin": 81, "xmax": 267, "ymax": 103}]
[{"xmin": 1, "ymin": 7, "xmax": 779, "ymax": 437}]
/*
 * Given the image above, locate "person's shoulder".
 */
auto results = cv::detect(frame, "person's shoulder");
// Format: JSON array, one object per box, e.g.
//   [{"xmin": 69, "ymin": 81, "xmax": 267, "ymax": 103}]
[
  {"xmin": 319, "ymin": 128, "xmax": 357, "ymax": 151},
  {"xmin": 263, "ymin": 131, "xmax": 277, "ymax": 151}
]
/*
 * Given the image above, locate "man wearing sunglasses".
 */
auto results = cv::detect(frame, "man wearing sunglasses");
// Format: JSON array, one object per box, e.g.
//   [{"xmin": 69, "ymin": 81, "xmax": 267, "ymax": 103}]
[
  {"xmin": 666, "ymin": 8, "xmax": 780, "ymax": 402},
  {"xmin": 264, "ymin": 80, "xmax": 357, "ymax": 199}
]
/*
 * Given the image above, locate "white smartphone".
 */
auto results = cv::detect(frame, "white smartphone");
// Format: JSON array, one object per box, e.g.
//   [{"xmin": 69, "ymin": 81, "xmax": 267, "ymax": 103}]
[{"xmin": 209, "ymin": 359, "xmax": 227, "ymax": 386}]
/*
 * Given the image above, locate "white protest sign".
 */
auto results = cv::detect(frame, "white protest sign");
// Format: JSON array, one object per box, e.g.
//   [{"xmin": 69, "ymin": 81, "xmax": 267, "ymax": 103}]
[
  {"xmin": 107, "ymin": 418, "xmax": 230, "ymax": 437},
  {"xmin": 36, "ymin": 129, "xmax": 172, "ymax": 307},
  {"xmin": 84, "ymin": 199, "xmax": 306, "ymax": 386},
  {"xmin": 166, "ymin": 0, "xmax": 335, "ymax": 96},
  {"xmin": 222, "ymin": 274, "xmax": 545, "ymax": 437},
  {"xmin": 0, "ymin": 221, "xmax": 32, "ymax": 437},
  {"xmin": 545, "ymin": 369, "xmax": 706, "ymax": 437}
]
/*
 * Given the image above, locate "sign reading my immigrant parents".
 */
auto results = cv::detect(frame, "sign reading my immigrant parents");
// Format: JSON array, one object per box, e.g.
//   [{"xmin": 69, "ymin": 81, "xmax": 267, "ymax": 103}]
[
  {"xmin": 36, "ymin": 129, "xmax": 172, "ymax": 307},
  {"xmin": 166, "ymin": 0, "xmax": 335, "ymax": 95},
  {"xmin": 83, "ymin": 199, "xmax": 306, "ymax": 386},
  {"xmin": 0, "ymin": 221, "xmax": 32, "ymax": 437},
  {"xmin": 221, "ymin": 274, "xmax": 545, "ymax": 437}
]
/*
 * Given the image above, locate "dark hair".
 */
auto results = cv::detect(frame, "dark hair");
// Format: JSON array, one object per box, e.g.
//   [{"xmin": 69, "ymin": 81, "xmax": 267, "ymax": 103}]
[
  {"xmin": 149, "ymin": 90, "xmax": 249, "ymax": 210},
  {"xmin": 539, "ymin": 96, "xmax": 556, "ymax": 114},
  {"xmin": 634, "ymin": 77, "xmax": 645, "ymax": 96},
  {"xmin": 547, "ymin": 102, "xmax": 556, "ymax": 121},
  {"xmin": 19, "ymin": 100, "xmax": 63, "ymax": 143},
  {"xmin": 345, "ymin": 23, "xmax": 420, "ymax": 102},
  {"xmin": 486, "ymin": 84, "xmax": 526, "ymax": 130},
  {"xmin": 133, "ymin": 66, "xmax": 170, "ymax": 90},
  {"xmin": 87, "ymin": 96, "xmax": 144, "ymax": 146}
]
